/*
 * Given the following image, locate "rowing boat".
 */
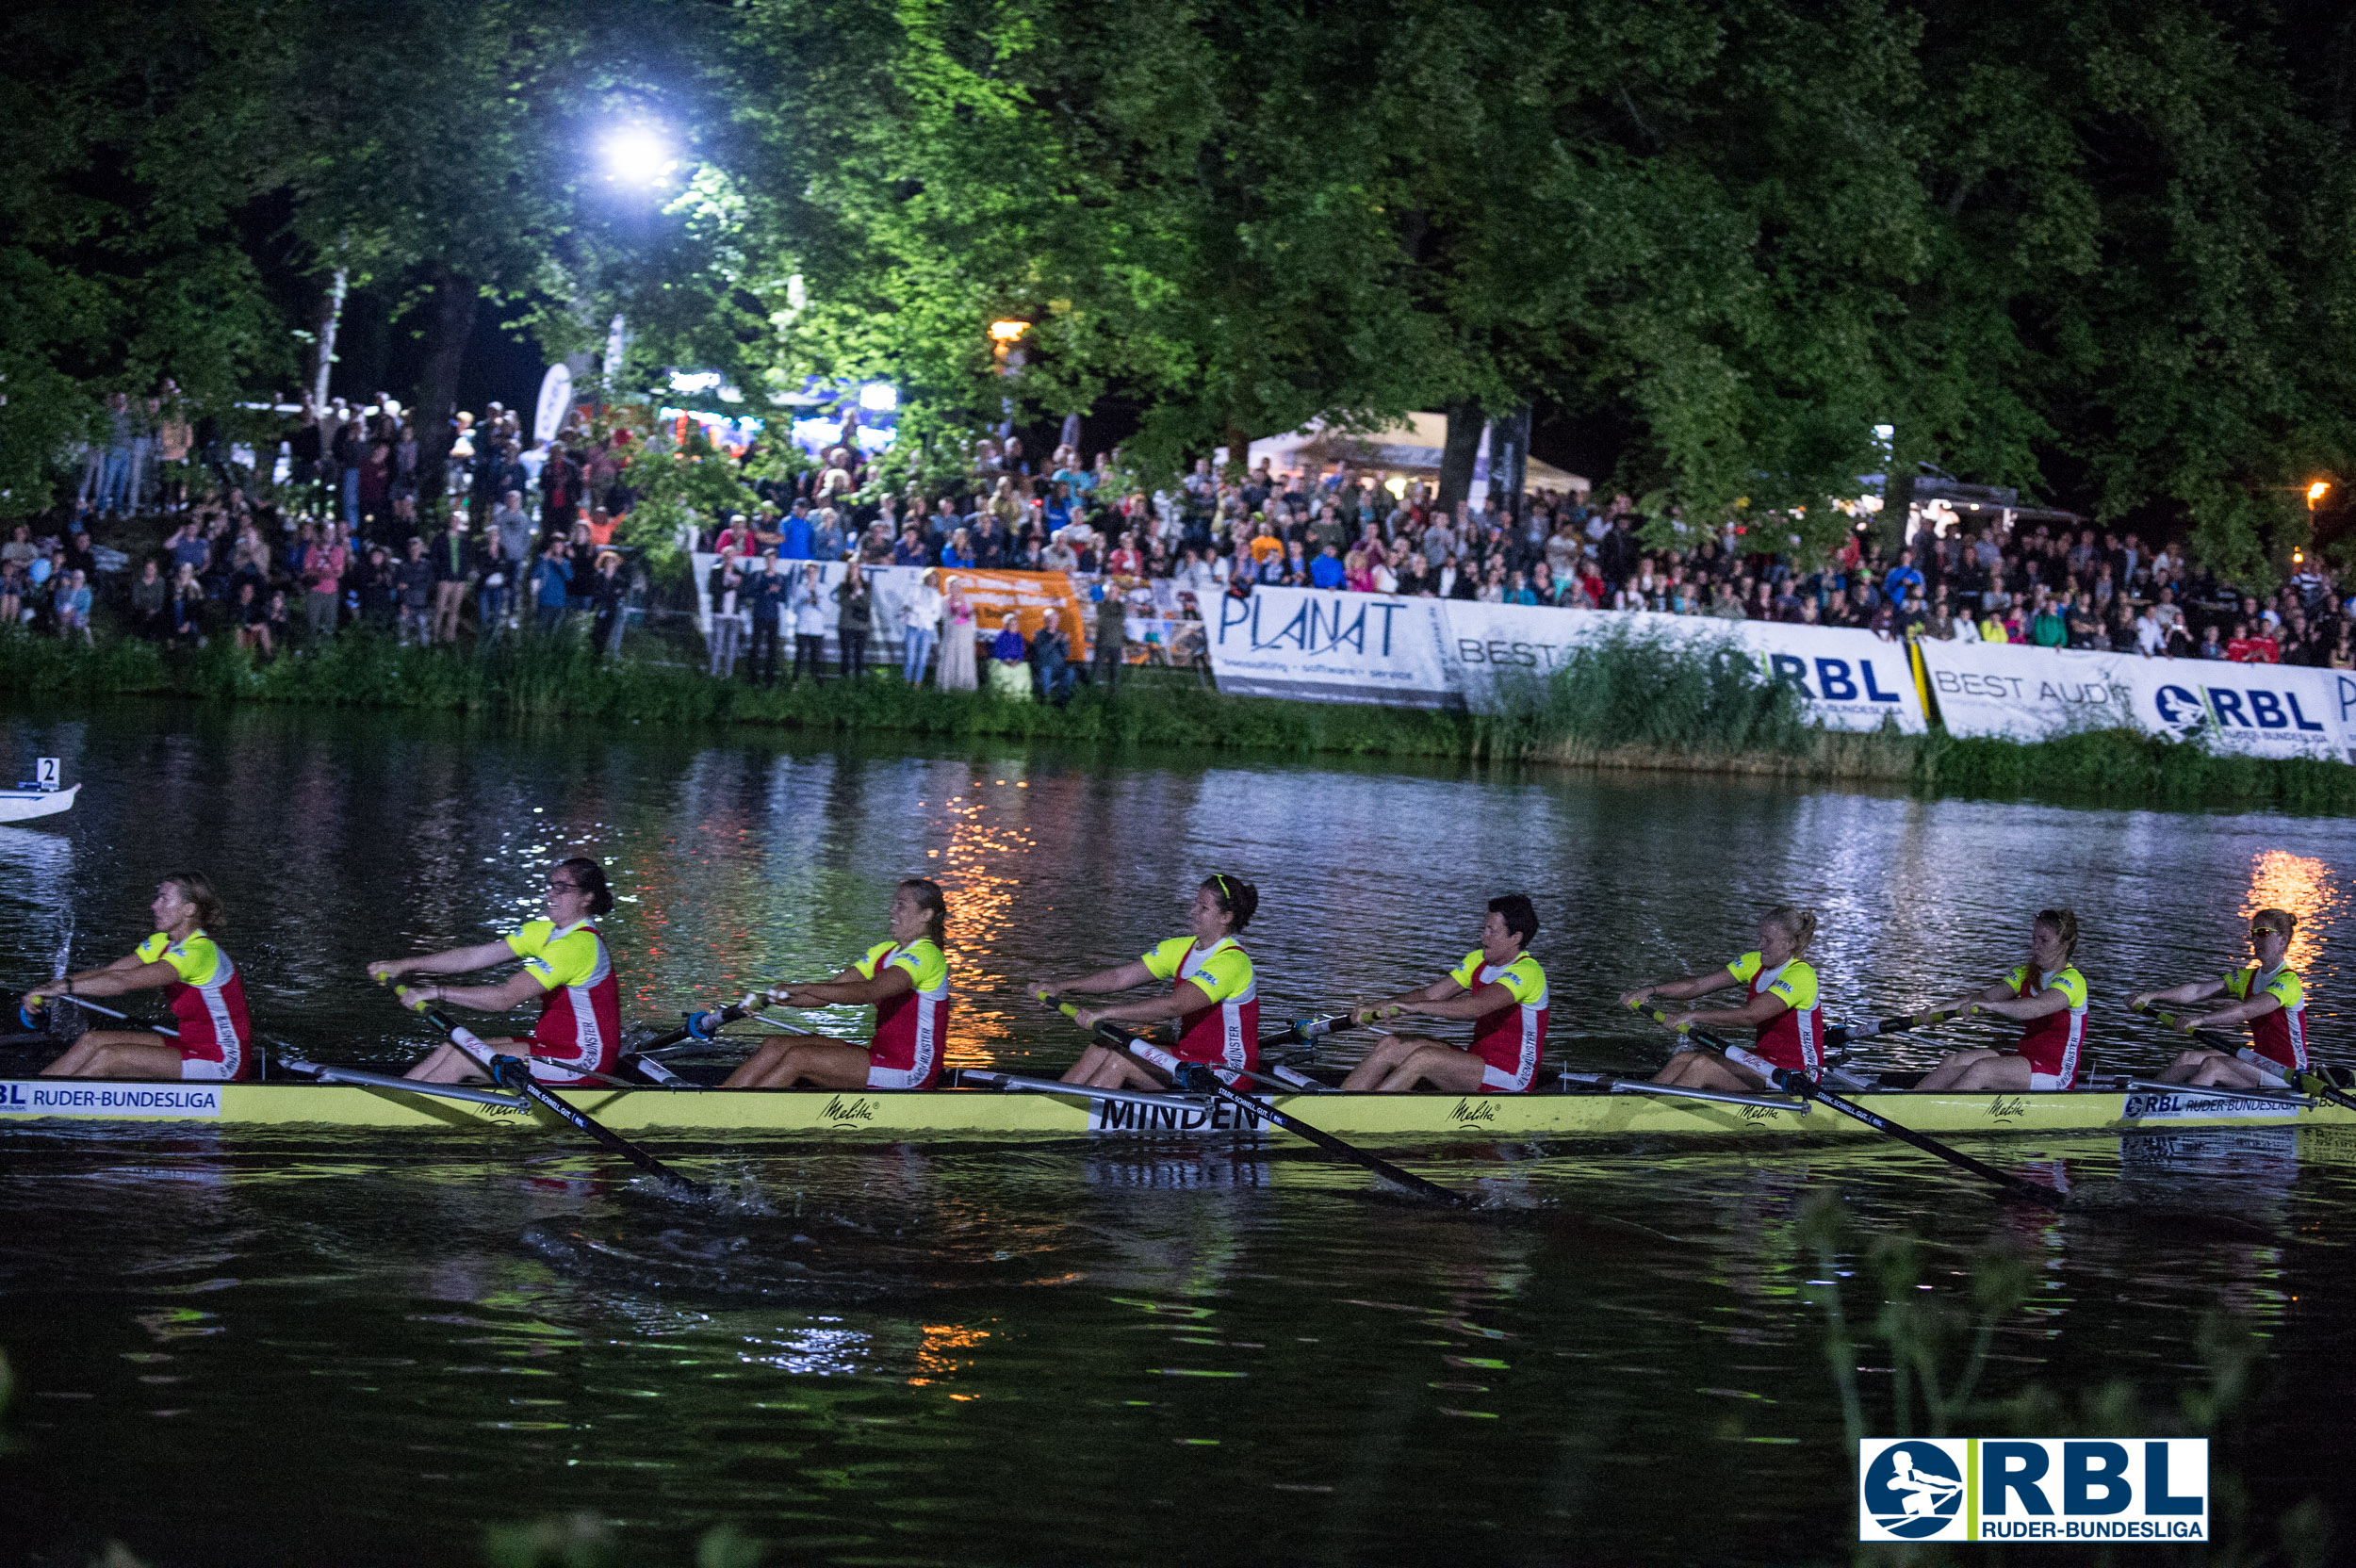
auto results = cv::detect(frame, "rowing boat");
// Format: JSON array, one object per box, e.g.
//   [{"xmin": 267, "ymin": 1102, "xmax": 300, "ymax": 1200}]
[{"xmin": 5, "ymin": 1072, "xmax": 2352, "ymax": 1142}]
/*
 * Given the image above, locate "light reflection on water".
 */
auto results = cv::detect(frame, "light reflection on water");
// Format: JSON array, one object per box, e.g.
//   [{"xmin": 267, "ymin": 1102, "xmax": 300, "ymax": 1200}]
[{"xmin": 1, "ymin": 704, "xmax": 2352, "ymax": 1565}]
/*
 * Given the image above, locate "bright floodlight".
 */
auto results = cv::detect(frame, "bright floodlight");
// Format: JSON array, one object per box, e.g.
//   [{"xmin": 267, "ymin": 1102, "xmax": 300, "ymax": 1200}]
[
  {"xmin": 604, "ymin": 127, "xmax": 673, "ymax": 187},
  {"xmin": 859, "ymin": 382, "xmax": 897, "ymax": 412},
  {"xmin": 2307, "ymin": 479, "xmax": 2331, "ymax": 503}
]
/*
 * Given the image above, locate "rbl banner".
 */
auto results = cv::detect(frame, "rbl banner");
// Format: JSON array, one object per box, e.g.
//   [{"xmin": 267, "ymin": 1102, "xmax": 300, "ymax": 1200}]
[{"xmin": 1860, "ymin": 1437, "xmax": 2209, "ymax": 1544}]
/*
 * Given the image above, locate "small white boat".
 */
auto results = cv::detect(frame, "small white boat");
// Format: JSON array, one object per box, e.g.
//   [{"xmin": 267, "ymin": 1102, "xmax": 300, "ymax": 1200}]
[{"xmin": 0, "ymin": 758, "xmax": 74, "ymax": 825}]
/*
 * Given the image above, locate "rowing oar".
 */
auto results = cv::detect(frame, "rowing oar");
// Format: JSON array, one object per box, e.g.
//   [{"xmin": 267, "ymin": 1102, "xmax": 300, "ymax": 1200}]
[
  {"xmin": 2131, "ymin": 1002, "xmax": 2356, "ymax": 1113},
  {"xmin": 21, "ymin": 990, "xmax": 180, "ymax": 1037},
  {"xmin": 382, "ymin": 980, "xmax": 711, "ymax": 1199},
  {"xmin": 1627, "ymin": 999, "xmax": 2065, "ymax": 1208},
  {"xmin": 1039, "ymin": 993, "xmax": 1471, "ymax": 1207},
  {"xmin": 1825, "ymin": 1005, "xmax": 1975, "ymax": 1049}
]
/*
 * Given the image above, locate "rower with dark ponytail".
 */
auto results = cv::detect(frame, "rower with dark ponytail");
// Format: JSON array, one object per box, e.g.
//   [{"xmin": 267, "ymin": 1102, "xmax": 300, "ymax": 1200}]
[{"xmin": 1039, "ymin": 873, "xmax": 1264, "ymax": 1094}]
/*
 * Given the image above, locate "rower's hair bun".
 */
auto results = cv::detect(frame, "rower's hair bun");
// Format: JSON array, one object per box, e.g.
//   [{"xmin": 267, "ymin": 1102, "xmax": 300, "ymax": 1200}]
[
  {"xmin": 1764, "ymin": 905, "xmax": 1817, "ymax": 956},
  {"xmin": 1203, "ymin": 874, "xmax": 1258, "ymax": 933},
  {"xmin": 558, "ymin": 857, "xmax": 614, "ymax": 917}
]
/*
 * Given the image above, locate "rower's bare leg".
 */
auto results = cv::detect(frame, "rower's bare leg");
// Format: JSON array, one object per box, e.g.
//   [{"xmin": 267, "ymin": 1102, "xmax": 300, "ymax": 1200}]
[
  {"xmin": 1651, "ymin": 1050, "xmax": 1768, "ymax": 1092},
  {"xmin": 405, "ymin": 1037, "xmax": 528, "ymax": 1084},
  {"xmin": 1915, "ymin": 1049, "xmax": 2002, "ymax": 1092},
  {"xmin": 2182, "ymin": 1053, "xmax": 2271, "ymax": 1089},
  {"xmin": 1059, "ymin": 1043, "xmax": 1170, "ymax": 1091},
  {"xmin": 1939, "ymin": 1053, "xmax": 2035, "ymax": 1092},
  {"xmin": 1375, "ymin": 1043, "xmax": 1486, "ymax": 1093},
  {"xmin": 1341, "ymin": 1033, "xmax": 1443, "ymax": 1091},
  {"xmin": 40, "ymin": 1029, "xmax": 184, "ymax": 1079},
  {"xmin": 2156, "ymin": 1049, "xmax": 2223, "ymax": 1084},
  {"xmin": 721, "ymin": 1036, "xmax": 869, "ymax": 1089}
]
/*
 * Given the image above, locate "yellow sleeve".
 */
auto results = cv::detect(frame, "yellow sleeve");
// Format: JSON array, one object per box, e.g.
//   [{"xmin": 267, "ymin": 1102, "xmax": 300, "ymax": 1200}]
[
  {"xmin": 2265, "ymin": 970, "xmax": 2303, "ymax": 1008},
  {"xmin": 1497, "ymin": 956, "xmax": 1546, "ymax": 1005},
  {"xmin": 855, "ymin": 939, "xmax": 895, "ymax": 981},
  {"xmin": 2047, "ymin": 967, "xmax": 2087, "ymax": 1008},
  {"xmin": 1766, "ymin": 961, "xmax": 1817, "ymax": 1011},
  {"xmin": 2222, "ymin": 970, "xmax": 2251, "ymax": 1001},
  {"xmin": 1139, "ymin": 936, "xmax": 1194, "ymax": 981},
  {"xmin": 1186, "ymin": 946, "xmax": 1253, "ymax": 1004},
  {"xmin": 1726, "ymin": 951, "xmax": 1763, "ymax": 985},
  {"xmin": 504, "ymin": 920, "xmax": 554, "ymax": 961},
  {"xmin": 1448, "ymin": 950, "xmax": 1485, "ymax": 989},
  {"xmin": 168, "ymin": 935, "xmax": 224, "ymax": 987},
  {"xmin": 2004, "ymin": 964, "xmax": 2029, "ymax": 998},
  {"xmin": 891, "ymin": 939, "xmax": 949, "ymax": 992},
  {"xmin": 137, "ymin": 932, "xmax": 170, "ymax": 966}
]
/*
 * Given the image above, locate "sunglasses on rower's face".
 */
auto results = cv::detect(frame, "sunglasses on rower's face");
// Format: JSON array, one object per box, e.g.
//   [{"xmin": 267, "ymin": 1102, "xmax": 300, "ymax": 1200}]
[{"xmin": 548, "ymin": 879, "xmax": 584, "ymax": 893}]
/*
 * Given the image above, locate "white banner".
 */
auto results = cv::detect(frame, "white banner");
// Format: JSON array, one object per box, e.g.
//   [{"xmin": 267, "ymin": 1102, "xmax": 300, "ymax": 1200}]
[
  {"xmin": 1205, "ymin": 587, "xmax": 1928, "ymax": 731},
  {"xmin": 1917, "ymin": 640, "xmax": 2356, "ymax": 762}
]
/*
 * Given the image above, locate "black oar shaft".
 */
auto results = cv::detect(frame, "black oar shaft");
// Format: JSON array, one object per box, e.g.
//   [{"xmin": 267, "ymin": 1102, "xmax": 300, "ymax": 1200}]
[
  {"xmin": 2138, "ymin": 1004, "xmax": 2356, "ymax": 1113},
  {"xmin": 1044, "ymin": 998, "xmax": 1469, "ymax": 1207},
  {"xmin": 392, "ymin": 985, "xmax": 709, "ymax": 1198},
  {"xmin": 1627, "ymin": 999, "xmax": 2063, "ymax": 1208}
]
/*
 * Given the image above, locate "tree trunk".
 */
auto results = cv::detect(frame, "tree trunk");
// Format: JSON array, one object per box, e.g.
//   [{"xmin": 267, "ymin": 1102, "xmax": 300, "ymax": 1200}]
[
  {"xmin": 1436, "ymin": 400, "xmax": 1483, "ymax": 513},
  {"xmin": 310, "ymin": 267, "xmax": 348, "ymax": 409},
  {"xmin": 412, "ymin": 267, "xmax": 479, "ymax": 519},
  {"xmin": 1487, "ymin": 404, "xmax": 1531, "ymax": 525},
  {"xmin": 1879, "ymin": 443, "xmax": 1916, "ymax": 554}
]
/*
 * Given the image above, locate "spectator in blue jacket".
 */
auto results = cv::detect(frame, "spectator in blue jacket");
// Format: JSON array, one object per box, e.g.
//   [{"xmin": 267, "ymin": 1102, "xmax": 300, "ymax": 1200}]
[
  {"xmin": 1309, "ymin": 542, "xmax": 1346, "ymax": 590},
  {"xmin": 779, "ymin": 500, "xmax": 814, "ymax": 561},
  {"xmin": 532, "ymin": 538, "xmax": 572, "ymax": 632}
]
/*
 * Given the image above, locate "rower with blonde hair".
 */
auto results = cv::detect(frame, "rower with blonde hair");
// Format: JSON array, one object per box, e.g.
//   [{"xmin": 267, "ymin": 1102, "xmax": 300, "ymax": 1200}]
[
  {"xmin": 32, "ymin": 873, "xmax": 252, "ymax": 1081},
  {"xmin": 1621, "ymin": 906, "xmax": 1825, "ymax": 1091},
  {"xmin": 1912, "ymin": 909, "xmax": 2087, "ymax": 1091},
  {"xmin": 2136, "ymin": 907, "xmax": 2310, "ymax": 1088}
]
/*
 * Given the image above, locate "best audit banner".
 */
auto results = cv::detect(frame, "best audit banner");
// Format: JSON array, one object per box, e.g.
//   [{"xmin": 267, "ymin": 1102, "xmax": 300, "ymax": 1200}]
[
  {"xmin": 1917, "ymin": 640, "xmax": 2356, "ymax": 762},
  {"xmin": 1205, "ymin": 587, "xmax": 1928, "ymax": 732}
]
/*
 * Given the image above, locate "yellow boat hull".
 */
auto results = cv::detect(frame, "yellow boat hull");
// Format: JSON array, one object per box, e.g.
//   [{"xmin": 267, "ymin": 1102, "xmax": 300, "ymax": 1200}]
[{"xmin": 5, "ymin": 1077, "xmax": 2351, "ymax": 1143}]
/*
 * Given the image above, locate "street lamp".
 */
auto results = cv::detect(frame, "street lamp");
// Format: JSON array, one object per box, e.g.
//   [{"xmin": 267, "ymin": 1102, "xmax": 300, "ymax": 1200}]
[{"xmin": 601, "ymin": 126, "xmax": 675, "ymax": 188}]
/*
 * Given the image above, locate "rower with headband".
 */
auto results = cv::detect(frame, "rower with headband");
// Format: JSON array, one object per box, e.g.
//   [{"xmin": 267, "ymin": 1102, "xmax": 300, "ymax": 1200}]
[
  {"xmin": 1038, "ymin": 873, "xmax": 1261, "ymax": 1092},
  {"xmin": 2135, "ymin": 907, "xmax": 2312, "ymax": 1089}
]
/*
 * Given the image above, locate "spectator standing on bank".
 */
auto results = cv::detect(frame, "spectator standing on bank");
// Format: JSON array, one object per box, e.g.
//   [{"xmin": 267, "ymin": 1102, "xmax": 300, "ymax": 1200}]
[
  {"xmin": 394, "ymin": 537, "xmax": 434, "ymax": 645},
  {"xmin": 431, "ymin": 511, "xmax": 473, "ymax": 644},
  {"xmin": 743, "ymin": 556, "xmax": 784, "ymax": 687},
  {"xmin": 532, "ymin": 538, "xmax": 571, "ymax": 632},
  {"xmin": 56, "ymin": 570, "xmax": 93, "ymax": 645},
  {"xmin": 493, "ymin": 490, "xmax": 535, "ymax": 576},
  {"xmin": 302, "ymin": 523, "xmax": 347, "ymax": 643},
  {"xmin": 1093, "ymin": 586, "xmax": 1125, "ymax": 693},
  {"xmin": 475, "ymin": 526, "xmax": 513, "ymax": 645},
  {"xmin": 1033, "ymin": 605, "xmax": 1076, "ymax": 705},
  {"xmin": 707, "ymin": 550, "xmax": 746, "ymax": 678},
  {"xmin": 900, "ymin": 569, "xmax": 943, "ymax": 685},
  {"xmin": 130, "ymin": 559, "xmax": 170, "ymax": 640},
  {"xmin": 589, "ymin": 549, "xmax": 629, "ymax": 659},
  {"xmin": 789, "ymin": 563, "xmax": 830, "ymax": 682},
  {"xmin": 835, "ymin": 563, "xmax": 873, "ymax": 679}
]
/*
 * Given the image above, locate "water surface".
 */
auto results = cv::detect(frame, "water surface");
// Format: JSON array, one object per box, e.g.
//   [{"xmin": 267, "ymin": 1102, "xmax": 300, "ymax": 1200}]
[{"xmin": 2, "ymin": 704, "xmax": 2349, "ymax": 1565}]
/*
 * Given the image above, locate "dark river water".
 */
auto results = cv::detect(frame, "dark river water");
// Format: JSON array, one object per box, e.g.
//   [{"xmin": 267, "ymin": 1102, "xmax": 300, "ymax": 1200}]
[{"xmin": 2, "ymin": 704, "xmax": 2351, "ymax": 1566}]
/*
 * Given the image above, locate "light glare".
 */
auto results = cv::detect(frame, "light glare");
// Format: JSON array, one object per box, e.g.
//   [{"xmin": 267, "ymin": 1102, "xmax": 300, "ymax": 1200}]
[{"xmin": 604, "ymin": 127, "xmax": 673, "ymax": 187}]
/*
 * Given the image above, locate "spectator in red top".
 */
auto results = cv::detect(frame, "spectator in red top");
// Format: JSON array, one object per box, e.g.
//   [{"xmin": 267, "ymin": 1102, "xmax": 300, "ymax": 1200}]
[{"xmin": 2225, "ymin": 621, "xmax": 2278, "ymax": 662}]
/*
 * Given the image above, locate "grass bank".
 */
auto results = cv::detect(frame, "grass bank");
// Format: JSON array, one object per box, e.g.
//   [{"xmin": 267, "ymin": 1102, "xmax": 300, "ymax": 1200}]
[{"xmin": 6, "ymin": 627, "xmax": 2353, "ymax": 813}]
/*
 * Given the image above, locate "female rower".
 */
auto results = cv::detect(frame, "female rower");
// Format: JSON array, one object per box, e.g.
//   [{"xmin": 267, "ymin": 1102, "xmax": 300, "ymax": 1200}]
[
  {"xmin": 1341, "ymin": 894, "xmax": 1548, "ymax": 1092},
  {"xmin": 368, "ymin": 857, "xmax": 622, "ymax": 1085},
  {"xmin": 1913, "ymin": 908, "xmax": 2087, "ymax": 1091},
  {"xmin": 1619, "ymin": 906, "xmax": 1824, "ymax": 1091},
  {"xmin": 1042, "ymin": 874, "xmax": 1259, "ymax": 1091},
  {"xmin": 34, "ymin": 873, "xmax": 252, "ymax": 1081},
  {"xmin": 2135, "ymin": 907, "xmax": 2308, "ymax": 1087},
  {"xmin": 721, "ymin": 879, "xmax": 953, "ymax": 1090}
]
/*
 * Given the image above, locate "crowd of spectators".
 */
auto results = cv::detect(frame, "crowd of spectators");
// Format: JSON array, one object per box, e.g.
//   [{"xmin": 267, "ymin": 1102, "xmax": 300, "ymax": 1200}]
[{"xmin": 19, "ymin": 384, "xmax": 2356, "ymax": 678}]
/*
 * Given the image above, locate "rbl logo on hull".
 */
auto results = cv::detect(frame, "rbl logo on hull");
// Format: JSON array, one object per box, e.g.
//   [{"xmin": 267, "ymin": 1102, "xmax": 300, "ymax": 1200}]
[{"xmin": 1859, "ymin": 1438, "xmax": 2208, "ymax": 1543}]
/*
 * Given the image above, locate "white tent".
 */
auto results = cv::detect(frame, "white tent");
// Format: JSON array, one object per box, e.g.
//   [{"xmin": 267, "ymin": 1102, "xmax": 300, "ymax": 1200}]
[{"xmin": 1246, "ymin": 415, "xmax": 1588, "ymax": 501}]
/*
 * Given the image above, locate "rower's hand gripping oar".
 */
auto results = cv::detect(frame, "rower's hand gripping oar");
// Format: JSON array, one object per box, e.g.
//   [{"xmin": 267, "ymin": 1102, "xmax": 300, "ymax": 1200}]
[
  {"xmin": 2131, "ymin": 1001, "xmax": 2356, "ymax": 1113},
  {"xmin": 1826, "ymin": 1005, "xmax": 1974, "ymax": 1049},
  {"xmin": 1627, "ymin": 998, "xmax": 2065, "ymax": 1209},
  {"xmin": 1036, "ymin": 991, "xmax": 1471, "ymax": 1208},
  {"xmin": 379, "ymin": 976, "xmax": 711, "ymax": 1200}
]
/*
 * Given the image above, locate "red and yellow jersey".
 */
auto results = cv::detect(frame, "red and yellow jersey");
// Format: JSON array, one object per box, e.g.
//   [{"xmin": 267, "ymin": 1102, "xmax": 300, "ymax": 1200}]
[
  {"xmin": 1726, "ymin": 951, "xmax": 1823, "ymax": 1079},
  {"xmin": 1141, "ymin": 935, "xmax": 1258, "ymax": 1077},
  {"xmin": 2224, "ymin": 963, "xmax": 2306, "ymax": 1071},
  {"xmin": 137, "ymin": 929, "xmax": 252, "ymax": 1079},
  {"xmin": 2004, "ymin": 964, "xmax": 2087, "ymax": 1086},
  {"xmin": 857, "ymin": 937, "xmax": 951, "ymax": 1088},
  {"xmin": 507, "ymin": 919, "xmax": 620, "ymax": 1079},
  {"xmin": 1448, "ymin": 948, "xmax": 1548, "ymax": 1091}
]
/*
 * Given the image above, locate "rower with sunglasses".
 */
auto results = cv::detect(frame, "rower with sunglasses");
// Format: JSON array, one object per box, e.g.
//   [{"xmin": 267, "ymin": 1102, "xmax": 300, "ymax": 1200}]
[
  {"xmin": 366, "ymin": 857, "xmax": 623, "ymax": 1086},
  {"xmin": 2135, "ymin": 907, "xmax": 2312, "ymax": 1089}
]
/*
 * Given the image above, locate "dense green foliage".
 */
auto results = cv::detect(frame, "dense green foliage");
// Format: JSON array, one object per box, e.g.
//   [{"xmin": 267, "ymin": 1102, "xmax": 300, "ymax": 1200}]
[
  {"xmin": 8, "ymin": 0, "xmax": 2356, "ymax": 564},
  {"xmin": 10, "ymin": 628, "xmax": 2356, "ymax": 813}
]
